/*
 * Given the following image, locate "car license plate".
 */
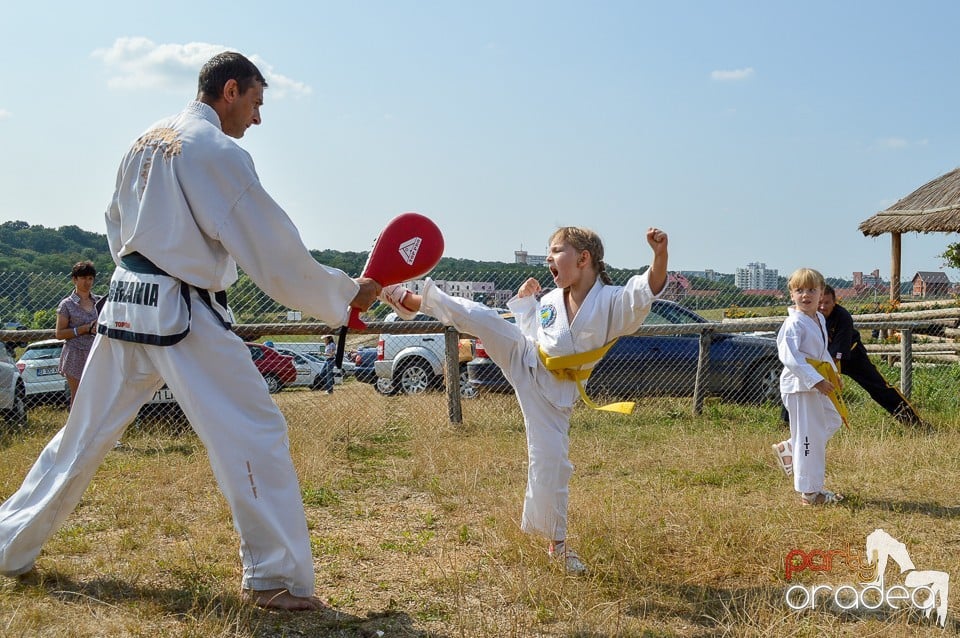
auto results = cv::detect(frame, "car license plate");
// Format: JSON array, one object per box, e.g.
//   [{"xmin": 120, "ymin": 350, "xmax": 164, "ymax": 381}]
[
  {"xmin": 151, "ymin": 387, "xmax": 176, "ymax": 403},
  {"xmin": 37, "ymin": 366, "xmax": 60, "ymax": 377}
]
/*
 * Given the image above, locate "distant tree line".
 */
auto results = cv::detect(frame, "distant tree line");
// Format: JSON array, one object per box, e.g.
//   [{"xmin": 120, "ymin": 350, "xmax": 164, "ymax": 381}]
[{"xmin": 0, "ymin": 220, "xmax": 861, "ymax": 328}]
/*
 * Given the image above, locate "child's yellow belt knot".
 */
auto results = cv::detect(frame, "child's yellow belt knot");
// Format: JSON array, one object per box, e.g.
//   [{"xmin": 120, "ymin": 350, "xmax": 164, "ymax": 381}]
[{"xmin": 539, "ymin": 340, "xmax": 634, "ymax": 414}]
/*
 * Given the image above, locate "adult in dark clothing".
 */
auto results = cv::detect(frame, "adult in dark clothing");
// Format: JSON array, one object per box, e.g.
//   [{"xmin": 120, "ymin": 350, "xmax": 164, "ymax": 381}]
[{"xmin": 818, "ymin": 286, "xmax": 923, "ymax": 426}]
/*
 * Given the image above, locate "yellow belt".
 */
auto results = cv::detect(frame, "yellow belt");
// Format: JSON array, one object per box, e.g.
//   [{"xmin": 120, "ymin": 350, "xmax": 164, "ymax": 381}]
[
  {"xmin": 805, "ymin": 357, "xmax": 850, "ymax": 428},
  {"xmin": 538, "ymin": 340, "xmax": 635, "ymax": 414}
]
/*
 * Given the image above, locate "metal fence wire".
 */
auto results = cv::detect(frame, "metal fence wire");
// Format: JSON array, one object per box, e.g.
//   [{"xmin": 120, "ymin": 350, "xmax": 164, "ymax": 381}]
[{"xmin": 2, "ymin": 269, "xmax": 959, "ymax": 436}]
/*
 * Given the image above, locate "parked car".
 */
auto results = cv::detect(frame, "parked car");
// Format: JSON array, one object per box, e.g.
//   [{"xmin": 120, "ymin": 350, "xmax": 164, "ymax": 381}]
[
  {"xmin": 16, "ymin": 339, "xmax": 69, "ymax": 406},
  {"xmin": 0, "ymin": 342, "xmax": 27, "ymax": 429},
  {"xmin": 17, "ymin": 338, "xmax": 182, "ymax": 411},
  {"xmin": 274, "ymin": 347, "xmax": 341, "ymax": 390},
  {"xmin": 374, "ymin": 312, "xmax": 476, "ymax": 396},
  {"xmin": 247, "ymin": 342, "xmax": 298, "ymax": 393},
  {"xmin": 467, "ymin": 300, "xmax": 781, "ymax": 404},
  {"xmin": 268, "ymin": 341, "xmax": 355, "ymax": 378},
  {"xmin": 352, "ymin": 346, "xmax": 378, "ymax": 384},
  {"xmin": 352, "ymin": 345, "xmax": 397, "ymax": 394}
]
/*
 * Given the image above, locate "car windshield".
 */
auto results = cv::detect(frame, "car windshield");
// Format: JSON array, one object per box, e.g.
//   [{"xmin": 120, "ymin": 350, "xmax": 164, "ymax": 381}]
[
  {"xmin": 20, "ymin": 346, "xmax": 63, "ymax": 361},
  {"xmin": 644, "ymin": 301, "xmax": 707, "ymax": 326}
]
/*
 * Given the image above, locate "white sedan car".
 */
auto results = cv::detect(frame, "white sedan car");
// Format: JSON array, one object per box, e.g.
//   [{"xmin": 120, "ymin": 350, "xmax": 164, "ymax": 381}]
[
  {"xmin": 15, "ymin": 339, "xmax": 69, "ymax": 406},
  {"xmin": 16, "ymin": 339, "xmax": 178, "ymax": 408},
  {"xmin": 274, "ymin": 348, "xmax": 341, "ymax": 390}
]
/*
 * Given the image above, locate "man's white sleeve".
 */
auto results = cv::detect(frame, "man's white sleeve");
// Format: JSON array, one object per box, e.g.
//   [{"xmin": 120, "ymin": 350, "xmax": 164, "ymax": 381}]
[{"xmin": 217, "ymin": 182, "xmax": 359, "ymax": 327}]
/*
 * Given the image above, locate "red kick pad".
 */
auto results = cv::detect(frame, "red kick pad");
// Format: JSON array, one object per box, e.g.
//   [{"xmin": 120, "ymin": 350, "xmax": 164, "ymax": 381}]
[{"xmin": 349, "ymin": 212, "xmax": 444, "ymax": 328}]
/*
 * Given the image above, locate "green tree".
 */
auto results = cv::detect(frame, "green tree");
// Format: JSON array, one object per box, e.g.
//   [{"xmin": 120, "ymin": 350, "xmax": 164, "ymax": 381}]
[{"xmin": 941, "ymin": 242, "xmax": 960, "ymax": 269}]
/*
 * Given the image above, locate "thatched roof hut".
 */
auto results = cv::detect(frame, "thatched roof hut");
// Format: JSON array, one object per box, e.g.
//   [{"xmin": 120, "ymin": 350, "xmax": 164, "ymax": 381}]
[{"xmin": 859, "ymin": 167, "xmax": 960, "ymax": 301}]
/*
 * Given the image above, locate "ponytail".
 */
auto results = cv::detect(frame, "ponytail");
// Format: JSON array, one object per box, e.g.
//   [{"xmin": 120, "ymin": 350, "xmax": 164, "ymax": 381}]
[{"xmin": 598, "ymin": 260, "xmax": 613, "ymax": 285}]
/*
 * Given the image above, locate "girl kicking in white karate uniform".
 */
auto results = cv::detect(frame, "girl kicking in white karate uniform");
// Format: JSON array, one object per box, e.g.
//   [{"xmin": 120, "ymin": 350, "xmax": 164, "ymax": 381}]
[{"xmin": 379, "ymin": 226, "xmax": 668, "ymax": 573}]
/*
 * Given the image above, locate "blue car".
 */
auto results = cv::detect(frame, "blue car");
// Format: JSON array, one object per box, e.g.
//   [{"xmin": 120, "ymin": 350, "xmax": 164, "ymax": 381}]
[
  {"xmin": 466, "ymin": 299, "xmax": 781, "ymax": 404},
  {"xmin": 352, "ymin": 346, "xmax": 377, "ymax": 383}
]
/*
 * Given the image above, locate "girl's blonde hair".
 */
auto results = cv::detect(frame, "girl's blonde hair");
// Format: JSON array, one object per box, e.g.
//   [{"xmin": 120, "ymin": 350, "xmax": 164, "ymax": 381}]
[
  {"xmin": 787, "ymin": 267, "xmax": 825, "ymax": 291},
  {"xmin": 548, "ymin": 226, "xmax": 612, "ymax": 284}
]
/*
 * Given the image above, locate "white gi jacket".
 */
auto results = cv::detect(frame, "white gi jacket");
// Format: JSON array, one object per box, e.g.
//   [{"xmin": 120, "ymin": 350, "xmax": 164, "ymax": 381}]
[
  {"xmin": 777, "ymin": 307, "xmax": 836, "ymax": 394},
  {"xmin": 507, "ymin": 271, "xmax": 659, "ymax": 408},
  {"xmin": 105, "ymin": 101, "xmax": 358, "ymax": 326}
]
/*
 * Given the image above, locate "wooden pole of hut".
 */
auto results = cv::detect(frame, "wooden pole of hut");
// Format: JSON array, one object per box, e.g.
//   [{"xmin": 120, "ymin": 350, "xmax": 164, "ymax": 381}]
[{"xmin": 890, "ymin": 232, "xmax": 901, "ymax": 303}]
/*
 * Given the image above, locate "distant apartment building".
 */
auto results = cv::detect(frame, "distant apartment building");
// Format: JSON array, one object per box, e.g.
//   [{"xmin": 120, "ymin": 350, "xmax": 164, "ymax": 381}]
[
  {"xmin": 515, "ymin": 249, "xmax": 548, "ymax": 267},
  {"xmin": 407, "ymin": 280, "xmax": 494, "ymax": 299},
  {"xmin": 680, "ymin": 269, "xmax": 720, "ymax": 282},
  {"xmin": 403, "ymin": 279, "xmax": 510, "ymax": 306},
  {"xmin": 853, "ymin": 269, "xmax": 885, "ymax": 290},
  {"xmin": 735, "ymin": 262, "xmax": 779, "ymax": 290}
]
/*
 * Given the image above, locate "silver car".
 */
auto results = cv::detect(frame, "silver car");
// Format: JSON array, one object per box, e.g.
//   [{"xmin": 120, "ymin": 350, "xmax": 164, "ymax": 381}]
[
  {"xmin": 274, "ymin": 348, "xmax": 341, "ymax": 390},
  {"xmin": 15, "ymin": 339, "xmax": 69, "ymax": 406},
  {"xmin": 1, "ymin": 343, "xmax": 27, "ymax": 428}
]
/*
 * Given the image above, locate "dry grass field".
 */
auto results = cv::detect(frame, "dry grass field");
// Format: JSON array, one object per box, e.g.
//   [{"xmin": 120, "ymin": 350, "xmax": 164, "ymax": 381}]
[{"xmin": 2, "ymin": 372, "xmax": 960, "ymax": 637}]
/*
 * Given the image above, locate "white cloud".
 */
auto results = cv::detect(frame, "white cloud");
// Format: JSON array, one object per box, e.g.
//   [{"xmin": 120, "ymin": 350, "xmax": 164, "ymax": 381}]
[
  {"xmin": 878, "ymin": 137, "xmax": 909, "ymax": 149},
  {"xmin": 248, "ymin": 55, "xmax": 312, "ymax": 99},
  {"xmin": 0, "ymin": 109, "xmax": 11, "ymax": 120},
  {"xmin": 710, "ymin": 67, "xmax": 755, "ymax": 82},
  {"xmin": 91, "ymin": 37, "xmax": 311, "ymax": 98},
  {"xmin": 873, "ymin": 137, "xmax": 928, "ymax": 150}
]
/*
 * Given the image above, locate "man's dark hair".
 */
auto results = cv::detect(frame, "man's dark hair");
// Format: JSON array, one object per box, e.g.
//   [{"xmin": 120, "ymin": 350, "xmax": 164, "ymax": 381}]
[
  {"xmin": 71, "ymin": 260, "xmax": 96, "ymax": 278},
  {"xmin": 197, "ymin": 52, "xmax": 268, "ymax": 100},
  {"xmin": 823, "ymin": 284, "xmax": 836, "ymax": 297}
]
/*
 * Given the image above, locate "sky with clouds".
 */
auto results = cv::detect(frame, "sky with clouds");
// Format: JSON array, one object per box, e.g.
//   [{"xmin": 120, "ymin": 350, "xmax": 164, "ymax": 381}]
[{"xmin": 2, "ymin": 0, "xmax": 960, "ymax": 283}]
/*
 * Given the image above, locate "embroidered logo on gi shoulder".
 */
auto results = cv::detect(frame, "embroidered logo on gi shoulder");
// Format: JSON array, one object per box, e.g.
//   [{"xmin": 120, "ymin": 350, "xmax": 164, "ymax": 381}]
[
  {"xmin": 398, "ymin": 237, "xmax": 422, "ymax": 266},
  {"xmin": 540, "ymin": 304, "xmax": 557, "ymax": 328},
  {"xmin": 132, "ymin": 128, "xmax": 183, "ymax": 159}
]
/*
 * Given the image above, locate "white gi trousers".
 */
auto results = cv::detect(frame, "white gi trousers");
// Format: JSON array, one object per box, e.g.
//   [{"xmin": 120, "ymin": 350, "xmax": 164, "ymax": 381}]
[
  {"xmin": 420, "ymin": 283, "xmax": 574, "ymax": 541},
  {"xmin": 0, "ymin": 289, "xmax": 314, "ymax": 596},
  {"xmin": 783, "ymin": 390, "xmax": 843, "ymax": 495}
]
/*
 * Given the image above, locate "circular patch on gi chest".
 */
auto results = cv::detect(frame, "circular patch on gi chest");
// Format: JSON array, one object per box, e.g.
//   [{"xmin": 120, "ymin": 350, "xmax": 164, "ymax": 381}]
[{"xmin": 540, "ymin": 304, "xmax": 557, "ymax": 329}]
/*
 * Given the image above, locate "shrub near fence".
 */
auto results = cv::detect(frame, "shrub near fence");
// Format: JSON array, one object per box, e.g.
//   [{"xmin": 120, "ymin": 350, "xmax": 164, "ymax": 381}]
[{"xmin": 1, "ymin": 270, "xmax": 959, "ymax": 435}]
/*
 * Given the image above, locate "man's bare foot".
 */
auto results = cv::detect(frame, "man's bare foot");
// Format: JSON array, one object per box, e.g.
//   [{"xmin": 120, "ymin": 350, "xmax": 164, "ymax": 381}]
[{"xmin": 241, "ymin": 588, "xmax": 326, "ymax": 611}]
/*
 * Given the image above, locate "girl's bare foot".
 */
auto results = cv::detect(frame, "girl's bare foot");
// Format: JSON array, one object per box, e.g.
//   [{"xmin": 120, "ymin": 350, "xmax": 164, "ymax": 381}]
[{"xmin": 241, "ymin": 588, "xmax": 326, "ymax": 611}]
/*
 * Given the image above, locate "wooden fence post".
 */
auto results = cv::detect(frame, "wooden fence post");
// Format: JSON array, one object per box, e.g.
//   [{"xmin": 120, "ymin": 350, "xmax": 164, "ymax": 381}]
[
  {"xmin": 693, "ymin": 329, "xmax": 713, "ymax": 415},
  {"xmin": 900, "ymin": 328, "xmax": 913, "ymax": 398},
  {"xmin": 445, "ymin": 326, "xmax": 463, "ymax": 425}
]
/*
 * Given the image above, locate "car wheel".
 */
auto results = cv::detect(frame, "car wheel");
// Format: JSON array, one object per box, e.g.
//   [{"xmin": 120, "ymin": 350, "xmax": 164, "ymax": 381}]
[
  {"xmin": 397, "ymin": 359, "xmax": 432, "ymax": 394},
  {"xmin": 3, "ymin": 384, "xmax": 27, "ymax": 430},
  {"xmin": 375, "ymin": 377, "xmax": 399, "ymax": 395},
  {"xmin": 739, "ymin": 360, "xmax": 781, "ymax": 404},
  {"xmin": 264, "ymin": 374, "xmax": 283, "ymax": 394},
  {"xmin": 459, "ymin": 366, "xmax": 478, "ymax": 399}
]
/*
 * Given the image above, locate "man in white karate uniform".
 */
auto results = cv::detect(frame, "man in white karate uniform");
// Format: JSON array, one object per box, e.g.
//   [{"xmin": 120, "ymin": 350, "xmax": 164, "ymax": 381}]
[{"xmin": 0, "ymin": 52, "xmax": 380, "ymax": 611}]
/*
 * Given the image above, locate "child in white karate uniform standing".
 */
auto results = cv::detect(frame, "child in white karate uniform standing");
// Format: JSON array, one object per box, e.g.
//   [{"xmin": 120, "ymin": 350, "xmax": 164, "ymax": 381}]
[{"xmin": 772, "ymin": 268, "xmax": 844, "ymax": 505}]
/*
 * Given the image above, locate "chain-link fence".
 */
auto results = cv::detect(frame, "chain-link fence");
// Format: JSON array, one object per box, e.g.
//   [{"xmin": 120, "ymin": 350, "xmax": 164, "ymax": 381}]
[{"xmin": 2, "ymin": 269, "xmax": 959, "ymax": 436}]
